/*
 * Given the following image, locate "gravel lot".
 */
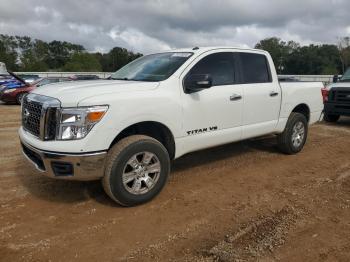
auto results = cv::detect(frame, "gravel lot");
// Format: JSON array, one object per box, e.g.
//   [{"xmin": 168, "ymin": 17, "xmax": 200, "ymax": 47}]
[{"xmin": 0, "ymin": 103, "xmax": 349, "ymax": 261}]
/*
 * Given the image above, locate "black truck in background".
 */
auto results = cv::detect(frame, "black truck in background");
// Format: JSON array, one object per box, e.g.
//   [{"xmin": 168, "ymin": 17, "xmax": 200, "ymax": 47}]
[{"xmin": 323, "ymin": 68, "xmax": 350, "ymax": 122}]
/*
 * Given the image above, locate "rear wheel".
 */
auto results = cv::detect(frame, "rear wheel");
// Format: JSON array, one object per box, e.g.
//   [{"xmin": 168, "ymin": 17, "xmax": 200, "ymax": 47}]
[
  {"xmin": 16, "ymin": 92, "xmax": 27, "ymax": 105},
  {"xmin": 102, "ymin": 135, "xmax": 170, "ymax": 206},
  {"xmin": 277, "ymin": 112, "xmax": 308, "ymax": 154},
  {"xmin": 323, "ymin": 114, "xmax": 340, "ymax": 122}
]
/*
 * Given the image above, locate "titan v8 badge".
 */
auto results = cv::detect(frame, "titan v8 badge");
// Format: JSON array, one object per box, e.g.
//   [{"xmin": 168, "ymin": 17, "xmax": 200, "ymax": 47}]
[{"xmin": 186, "ymin": 126, "xmax": 218, "ymax": 135}]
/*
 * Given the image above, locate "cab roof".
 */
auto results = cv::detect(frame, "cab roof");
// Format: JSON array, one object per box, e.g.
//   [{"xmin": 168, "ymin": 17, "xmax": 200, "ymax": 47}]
[{"xmin": 166, "ymin": 46, "xmax": 268, "ymax": 55}]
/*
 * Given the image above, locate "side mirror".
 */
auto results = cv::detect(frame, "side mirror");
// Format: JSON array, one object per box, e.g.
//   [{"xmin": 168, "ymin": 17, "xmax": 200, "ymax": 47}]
[
  {"xmin": 333, "ymin": 75, "xmax": 339, "ymax": 83},
  {"xmin": 184, "ymin": 74, "xmax": 212, "ymax": 94}
]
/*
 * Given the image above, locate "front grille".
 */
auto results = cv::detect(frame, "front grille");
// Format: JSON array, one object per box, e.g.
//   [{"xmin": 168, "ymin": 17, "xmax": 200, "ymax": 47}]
[
  {"xmin": 45, "ymin": 108, "xmax": 58, "ymax": 140},
  {"xmin": 22, "ymin": 97, "xmax": 43, "ymax": 137},
  {"xmin": 329, "ymin": 87, "xmax": 350, "ymax": 104},
  {"xmin": 22, "ymin": 94, "xmax": 61, "ymax": 140},
  {"xmin": 335, "ymin": 90, "xmax": 350, "ymax": 103}
]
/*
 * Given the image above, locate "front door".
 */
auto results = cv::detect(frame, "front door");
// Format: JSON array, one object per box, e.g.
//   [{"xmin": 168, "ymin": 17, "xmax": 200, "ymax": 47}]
[{"xmin": 180, "ymin": 51, "xmax": 243, "ymax": 153}]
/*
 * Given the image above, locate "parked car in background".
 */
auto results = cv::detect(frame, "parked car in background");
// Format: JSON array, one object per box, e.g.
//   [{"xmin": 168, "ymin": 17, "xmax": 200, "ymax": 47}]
[
  {"xmin": 322, "ymin": 68, "xmax": 350, "ymax": 122},
  {"xmin": 0, "ymin": 78, "xmax": 18, "ymax": 86},
  {"xmin": 34, "ymin": 77, "xmax": 71, "ymax": 87},
  {"xmin": 1, "ymin": 79, "xmax": 24, "ymax": 89},
  {"xmin": 0, "ymin": 71, "xmax": 26, "ymax": 92},
  {"xmin": 0, "ymin": 84, "xmax": 32, "ymax": 104},
  {"xmin": 69, "ymin": 74, "xmax": 100, "ymax": 80},
  {"xmin": 0, "ymin": 77, "xmax": 71, "ymax": 104},
  {"xmin": 0, "ymin": 75, "xmax": 10, "ymax": 81},
  {"xmin": 17, "ymin": 74, "xmax": 40, "ymax": 84}
]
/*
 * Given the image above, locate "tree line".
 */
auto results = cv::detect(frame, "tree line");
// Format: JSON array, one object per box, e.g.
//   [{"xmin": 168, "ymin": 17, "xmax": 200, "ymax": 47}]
[
  {"xmin": 0, "ymin": 34, "xmax": 142, "ymax": 72},
  {"xmin": 255, "ymin": 37, "xmax": 350, "ymax": 75},
  {"xmin": 1, "ymin": 34, "xmax": 350, "ymax": 74}
]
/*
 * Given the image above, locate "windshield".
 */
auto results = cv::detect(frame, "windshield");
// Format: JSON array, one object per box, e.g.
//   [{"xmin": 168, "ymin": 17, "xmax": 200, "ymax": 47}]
[
  {"xmin": 340, "ymin": 68, "xmax": 350, "ymax": 82},
  {"xmin": 110, "ymin": 52, "xmax": 193, "ymax": 82}
]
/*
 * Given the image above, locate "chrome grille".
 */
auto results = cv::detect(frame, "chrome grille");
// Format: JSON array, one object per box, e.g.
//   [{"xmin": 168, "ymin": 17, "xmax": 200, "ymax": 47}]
[
  {"xmin": 21, "ymin": 94, "xmax": 61, "ymax": 140},
  {"xmin": 45, "ymin": 108, "xmax": 58, "ymax": 140},
  {"xmin": 22, "ymin": 97, "xmax": 43, "ymax": 137}
]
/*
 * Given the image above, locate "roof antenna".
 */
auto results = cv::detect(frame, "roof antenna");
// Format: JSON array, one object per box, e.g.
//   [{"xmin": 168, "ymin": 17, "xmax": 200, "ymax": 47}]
[{"xmin": 192, "ymin": 47, "xmax": 199, "ymax": 50}]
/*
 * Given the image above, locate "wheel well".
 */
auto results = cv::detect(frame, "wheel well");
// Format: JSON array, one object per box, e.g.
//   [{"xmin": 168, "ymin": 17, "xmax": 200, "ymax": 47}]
[
  {"xmin": 110, "ymin": 121, "xmax": 176, "ymax": 160},
  {"xmin": 292, "ymin": 104, "xmax": 310, "ymax": 122}
]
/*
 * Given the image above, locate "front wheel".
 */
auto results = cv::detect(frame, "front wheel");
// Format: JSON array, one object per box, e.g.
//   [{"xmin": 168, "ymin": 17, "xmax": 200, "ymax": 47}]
[
  {"xmin": 102, "ymin": 135, "xmax": 170, "ymax": 206},
  {"xmin": 323, "ymin": 114, "xmax": 340, "ymax": 122},
  {"xmin": 277, "ymin": 112, "xmax": 308, "ymax": 154}
]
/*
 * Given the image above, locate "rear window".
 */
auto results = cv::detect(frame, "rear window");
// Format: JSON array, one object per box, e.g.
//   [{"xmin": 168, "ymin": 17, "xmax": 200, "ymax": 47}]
[{"xmin": 239, "ymin": 53, "xmax": 271, "ymax": 84}]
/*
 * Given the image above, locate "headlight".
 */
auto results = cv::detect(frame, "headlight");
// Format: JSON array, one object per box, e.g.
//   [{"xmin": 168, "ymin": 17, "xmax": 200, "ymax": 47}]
[
  {"xmin": 57, "ymin": 105, "xmax": 108, "ymax": 140},
  {"xmin": 3, "ymin": 88, "xmax": 17, "ymax": 93}
]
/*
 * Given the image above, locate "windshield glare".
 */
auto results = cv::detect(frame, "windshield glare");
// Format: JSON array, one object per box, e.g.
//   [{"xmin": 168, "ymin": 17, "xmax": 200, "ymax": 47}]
[
  {"xmin": 110, "ymin": 52, "xmax": 193, "ymax": 82},
  {"xmin": 340, "ymin": 68, "xmax": 350, "ymax": 81}
]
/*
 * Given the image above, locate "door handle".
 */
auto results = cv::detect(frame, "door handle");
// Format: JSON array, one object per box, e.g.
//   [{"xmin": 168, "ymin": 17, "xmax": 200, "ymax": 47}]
[
  {"xmin": 230, "ymin": 94, "xmax": 242, "ymax": 101},
  {"xmin": 270, "ymin": 91, "xmax": 279, "ymax": 97}
]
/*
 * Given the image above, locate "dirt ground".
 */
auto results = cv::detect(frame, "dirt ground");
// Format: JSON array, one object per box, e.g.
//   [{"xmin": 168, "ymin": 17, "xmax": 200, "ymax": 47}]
[{"xmin": 0, "ymin": 103, "xmax": 349, "ymax": 262}]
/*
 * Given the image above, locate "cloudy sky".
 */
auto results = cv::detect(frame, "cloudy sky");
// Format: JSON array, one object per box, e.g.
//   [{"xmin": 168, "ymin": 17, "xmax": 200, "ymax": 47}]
[{"xmin": 0, "ymin": 0, "xmax": 350, "ymax": 54}]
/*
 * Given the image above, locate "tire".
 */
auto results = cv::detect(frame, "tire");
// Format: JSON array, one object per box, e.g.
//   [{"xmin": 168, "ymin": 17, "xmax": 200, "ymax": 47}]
[
  {"xmin": 102, "ymin": 135, "xmax": 170, "ymax": 206},
  {"xmin": 16, "ymin": 92, "xmax": 27, "ymax": 105},
  {"xmin": 277, "ymin": 112, "xmax": 308, "ymax": 155},
  {"xmin": 323, "ymin": 114, "xmax": 340, "ymax": 123}
]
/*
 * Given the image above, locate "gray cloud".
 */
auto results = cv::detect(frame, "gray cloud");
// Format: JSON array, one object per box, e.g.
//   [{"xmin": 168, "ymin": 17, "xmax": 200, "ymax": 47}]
[{"xmin": 0, "ymin": 0, "xmax": 350, "ymax": 54}]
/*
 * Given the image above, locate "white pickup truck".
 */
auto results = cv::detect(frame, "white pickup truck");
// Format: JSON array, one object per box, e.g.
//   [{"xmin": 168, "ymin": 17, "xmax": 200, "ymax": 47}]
[{"xmin": 19, "ymin": 47, "xmax": 324, "ymax": 206}]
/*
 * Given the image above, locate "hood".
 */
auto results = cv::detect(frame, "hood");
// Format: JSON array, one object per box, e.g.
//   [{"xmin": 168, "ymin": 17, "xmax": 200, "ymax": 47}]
[
  {"xmin": 327, "ymin": 81, "xmax": 350, "ymax": 90},
  {"xmin": 32, "ymin": 80, "xmax": 160, "ymax": 107}
]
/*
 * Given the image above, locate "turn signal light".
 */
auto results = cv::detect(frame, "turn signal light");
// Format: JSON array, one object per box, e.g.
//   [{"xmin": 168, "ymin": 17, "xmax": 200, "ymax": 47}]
[{"xmin": 87, "ymin": 111, "xmax": 106, "ymax": 122}]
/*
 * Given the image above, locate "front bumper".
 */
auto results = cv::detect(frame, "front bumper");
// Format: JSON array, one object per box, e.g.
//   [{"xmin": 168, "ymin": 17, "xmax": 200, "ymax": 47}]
[
  {"xmin": 324, "ymin": 102, "xmax": 350, "ymax": 116},
  {"xmin": 20, "ymin": 139, "xmax": 107, "ymax": 181}
]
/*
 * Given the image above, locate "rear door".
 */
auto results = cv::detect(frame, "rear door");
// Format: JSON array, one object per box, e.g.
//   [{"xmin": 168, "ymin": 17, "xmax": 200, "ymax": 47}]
[{"xmin": 238, "ymin": 52, "xmax": 281, "ymax": 138}]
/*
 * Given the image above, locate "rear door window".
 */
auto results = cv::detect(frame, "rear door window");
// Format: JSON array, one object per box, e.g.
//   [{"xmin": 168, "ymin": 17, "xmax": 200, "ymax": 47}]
[{"xmin": 239, "ymin": 53, "xmax": 271, "ymax": 84}]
